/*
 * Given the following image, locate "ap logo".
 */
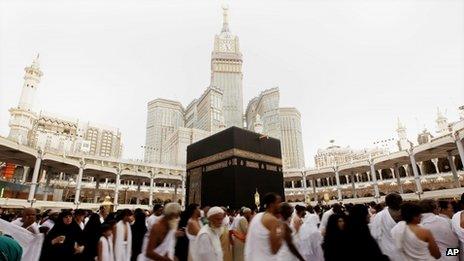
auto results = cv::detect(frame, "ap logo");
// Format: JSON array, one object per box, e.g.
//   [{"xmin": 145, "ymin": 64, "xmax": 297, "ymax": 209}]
[{"xmin": 446, "ymin": 248, "xmax": 460, "ymax": 256}]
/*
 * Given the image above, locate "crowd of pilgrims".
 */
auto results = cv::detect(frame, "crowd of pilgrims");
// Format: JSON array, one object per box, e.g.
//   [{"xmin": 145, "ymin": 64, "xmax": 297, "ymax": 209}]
[{"xmin": 1, "ymin": 192, "xmax": 464, "ymax": 261}]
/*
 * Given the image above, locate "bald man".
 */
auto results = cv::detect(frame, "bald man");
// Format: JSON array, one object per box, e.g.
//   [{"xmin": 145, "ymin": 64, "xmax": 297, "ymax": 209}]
[{"xmin": 11, "ymin": 208, "xmax": 39, "ymax": 234}]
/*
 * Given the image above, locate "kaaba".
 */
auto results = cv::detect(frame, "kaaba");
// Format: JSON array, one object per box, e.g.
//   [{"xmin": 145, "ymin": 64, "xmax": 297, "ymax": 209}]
[{"xmin": 186, "ymin": 126, "xmax": 285, "ymax": 209}]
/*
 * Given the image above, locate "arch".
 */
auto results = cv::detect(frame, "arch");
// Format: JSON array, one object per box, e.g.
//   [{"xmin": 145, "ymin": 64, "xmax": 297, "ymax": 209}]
[
  {"xmin": 437, "ymin": 158, "xmax": 450, "ymax": 173},
  {"xmin": 376, "ymin": 170, "xmax": 381, "ymax": 180},
  {"xmin": 364, "ymin": 193, "xmax": 373, "ymax": 197},
  {"xmin": 398, "ymin": 166, "xmax": 407, "ymax": 178},
  {"xmin": 284, "ymin": 181, "xmax": 293, "ymax": 188},
  {"xmin": 423, "ymin": 188, "xmax": 431, "ymax": 192},
  {"xmin": 321, "ymin": 178, "xmax": 327, "ymax": 187},
  {"xmin": 404, "ymin": 189, "xmax": 414, "ymax": 193},
  {"xmin": 294, "ymin": 180, "xmax": 302, "ymax": 188},
  {"xmin": 379, "ymin": 192, "xmax": 386, "ymax": 196},
  {"xmin": 381, "ymin": 169, "xmax": 393, "ymax": 180},
  {"xmin": 422, "ymin": 160, "xmax": 436, "ymax": 175},
  {"xmin": 360, "ymin": 172, "xmax": 369, "ymax": 182}
]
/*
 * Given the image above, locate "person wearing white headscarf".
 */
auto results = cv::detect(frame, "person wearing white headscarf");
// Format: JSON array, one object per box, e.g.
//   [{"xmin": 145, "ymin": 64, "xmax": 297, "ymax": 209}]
[{"xmin": 193, "ymin": 206, "xmax": 225, "ymax": 261}]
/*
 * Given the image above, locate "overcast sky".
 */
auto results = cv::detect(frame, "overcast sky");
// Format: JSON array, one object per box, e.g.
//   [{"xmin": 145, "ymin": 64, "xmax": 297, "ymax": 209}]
[{"xmin": 0, "ymin": 0, "xmax": 463, "ymax": 167}]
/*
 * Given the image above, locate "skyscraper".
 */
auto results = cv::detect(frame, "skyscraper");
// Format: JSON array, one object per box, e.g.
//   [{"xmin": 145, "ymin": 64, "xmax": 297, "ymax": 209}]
[
  {"xmin": 144, "ymin": 99, "xmax": 184, "ymax": 163},
  {"xmin": 210, "ymin": 5, "xmax": 243, "ymax": 128}
]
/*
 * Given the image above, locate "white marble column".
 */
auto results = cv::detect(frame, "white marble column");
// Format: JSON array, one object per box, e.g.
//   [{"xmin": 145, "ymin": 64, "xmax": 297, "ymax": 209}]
[
  {"xmin": 456, "ymin": 137, "xmax": 464, "ymax": 168},
  {"xmin": 114, "ymin": 170, "xmax": 121, "ymax": 209},
  {"xmin": 74, "ymin": 161, "xmax": 85, "ymax": 206},
  {"xmin": 28, "ymin": 152, "xmax": 43, "ymax": 203},
  {"xmin": 149, "ymin": 176, "xmax": 154, "ymax": 207},
  {"xmin": 431, "ymin": 158, "xmax": 440, "ymax": 174},
  {"xmin": 94, "ymin": 178, "xmax": 100, "ymax": 203},
  {"xmin": 350, "ymin": 172, "xmax": 357, "ymax": 198},
  {"xmin": 370, "ymin": 163, "xmax": 380, "ymax": 199},
  {"xmin": 393, "ymin": 164, "xmax": 403, "ymax": 194},
  {"xmin": 181, "ymin": 174, "xmax": 186, "ymax": 209},
  {"xmin": 22, "ymin": 166, "xmax": 30, "ymax": 183},
  {"xmin": 136, "ymin": 182, "xmax": 141, "ymax": 205},
  {"xmin": 311, "ymin": 178, "xmax": 318, "ymax": 203},
  {"xmin": 302, "ymin": 172, "xmax": 308, "ymax": 203},
  {"xmin": 335, "ymin": 170, "xmax": 342, "ymax": 201},
  {"xmin": 173, "ymin": 183, "xmax": 178, "ymax": 202},
  {"xmin": 409, "ymin": 153, "xmax": 423, "ymax": 194},
  {"xmin": 447, "ymin": 152, "xmax": 461, "ymax": 188},
  {"xmin": 43, "ymin": 169, "xmax": 51, "ymax": 201}
]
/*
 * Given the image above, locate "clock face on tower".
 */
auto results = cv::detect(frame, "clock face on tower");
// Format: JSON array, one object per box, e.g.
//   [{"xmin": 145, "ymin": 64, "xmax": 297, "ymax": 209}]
[{"xmin": 219, "ymin": 39, "xmax": 234, "ymax": 52}]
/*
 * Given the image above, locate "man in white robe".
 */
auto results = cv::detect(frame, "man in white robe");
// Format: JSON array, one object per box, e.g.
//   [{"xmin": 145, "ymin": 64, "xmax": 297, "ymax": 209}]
[
  {"xmin": 0, "ymin": 218, "xmax": 44, "ymax": 261},
  {"xmin": 299, "ymin": 209, "xmax": 323, "ymax": 261},
  {"xmin": 142, "ymin": 203, "xmax": 181, "ymax": 261},
  {"xmin": 370, "ymin": 193, "xmax": 402, "ymax": 261},
  {"xmin": 194, "ymin": 206, "xmax": 225, "ymax": 261},
  {"xmin": 11, "ymin": 208, "xmax": 39, "ymax": 234},
  {"xmin": 319, "ymin": 203, "xmax": 342, "ymax": 234},
  {"xmin": 419, "ymin": 199, "xmax": 459, "ymax": 261},
  {"xmin": 245, "ymin": 193, "xmax": 283, "ymax": 261},
  {"xmin": 113, "ymin": 209, "xmax": 133, "ymax": 261},
  {"xmin": 146, "ymin": 204, "xmax": 164, "ymax": 231},
  {"xmin": 451, "ymin": 205, "xmax": 464, "ymax": 261},
  {"xmin": 304, "ymin": 205, "xmax": 320, "ymax": 228}
]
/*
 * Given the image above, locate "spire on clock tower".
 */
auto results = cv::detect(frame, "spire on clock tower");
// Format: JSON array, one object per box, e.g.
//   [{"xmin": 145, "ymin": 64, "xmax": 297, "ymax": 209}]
[{"xmin": 221, "ymin": 4, "xmax": 230, "ymax": 33}]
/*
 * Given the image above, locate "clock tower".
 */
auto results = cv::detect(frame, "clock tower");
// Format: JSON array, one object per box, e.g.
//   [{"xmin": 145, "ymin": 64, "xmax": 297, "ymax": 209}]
[{"xmin": 211, "ymin": 5, "xmax": 244, "ymax": 128}]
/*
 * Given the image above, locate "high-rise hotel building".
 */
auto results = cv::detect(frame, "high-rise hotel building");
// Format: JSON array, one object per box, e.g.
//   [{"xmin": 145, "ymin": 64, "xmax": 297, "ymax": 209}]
[{"xmin": 144, "ymin": 6, "xmax": 306, "ymax": 169}]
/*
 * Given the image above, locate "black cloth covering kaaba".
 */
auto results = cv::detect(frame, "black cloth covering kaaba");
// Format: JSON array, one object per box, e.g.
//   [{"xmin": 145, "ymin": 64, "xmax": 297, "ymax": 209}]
[{"xmin": 186, "ymin": 127, "xmax": 285, "ymax": 209}]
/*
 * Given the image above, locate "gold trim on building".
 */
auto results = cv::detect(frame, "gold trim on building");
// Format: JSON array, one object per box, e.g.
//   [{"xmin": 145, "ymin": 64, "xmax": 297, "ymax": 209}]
[{"xmin": 187, "ymin": 148, "xmax": 282, "ymax": 169}]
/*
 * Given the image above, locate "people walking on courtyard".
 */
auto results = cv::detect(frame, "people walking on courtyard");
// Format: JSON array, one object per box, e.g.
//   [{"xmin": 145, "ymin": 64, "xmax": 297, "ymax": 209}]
[
  {"xmin": 244, "ymin": 193, "xmax": 283, "ymax": 261},
  {"xmin": 370, "ymin": 192, "xmax": 403, "ymax": 261},
  {"xmin": 322, "ymin": 213, "xmax": 349, "ymax": 261},
  {"xmin": 97, "ymin": 223, "xmax": 115, "ymax": 261},
  {"xmin": 142, "ymin": 202, "xmax": 181, "ymax": 261},
  {"xmin": 346, "ymin": 204, "xmax": 388, "ymax": 260},
  {"xmin": 114, "ymin": 209, "xmax": 133, "ymax": 261},
  {"xmin": 231, "ymin": 207, "xmax": 251, "ymax": 261},
  {"xmin": 193, "ymin": 206, "xmax": 224, "ymax": 261},
  {"xmin": 185, "ymin": 203, "xmax": 202, "ymax": 261},
  {"xmin": 131, "ymin": 208, "xmax": 148, "ymax": 261},
  {"xmin": 391, "ymin": 202, "xmax": 441, "ymax": 260},
  {"xmin": 40, "ymin": 210, "xmax": 85, "ymax": 261},
  {"xmin": 11, "ymin": 207, "xmax": 39, "ymax": 234},
  {"xmin": 277, "ymin": 202, "xmax": 304, "ymax": 261}
]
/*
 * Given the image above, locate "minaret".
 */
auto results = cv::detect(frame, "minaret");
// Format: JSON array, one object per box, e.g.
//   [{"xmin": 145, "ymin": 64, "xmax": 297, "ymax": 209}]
[
  {"xmin": 435, "ymin": 107, "xmax": 449, "ymax": 134},
  {"xmin": 8, "ymin": 54, "xmax": 43, "ymax": 145},
  {"xmin": 396, "ymin": 117, "xmax": 411, "ymax": 151},
  {"xmin": 211, "ymin": 5, "xmax": 244, "ymax": 128}
]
